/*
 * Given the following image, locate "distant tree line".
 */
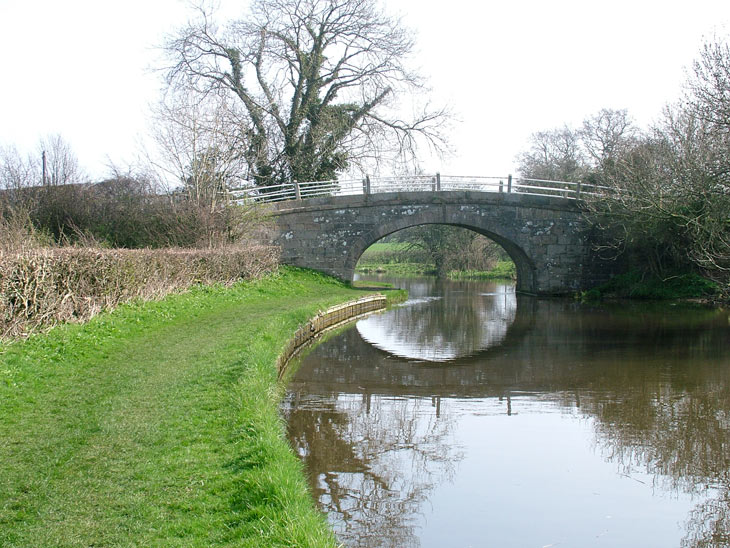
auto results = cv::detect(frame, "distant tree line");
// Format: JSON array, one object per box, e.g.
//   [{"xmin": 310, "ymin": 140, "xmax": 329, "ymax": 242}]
[
  {"xmin": 517, "ymin": 36, "xmax": 730, "ymax": 293},
  {"xmin": 0, "ymin": 136, "xmax": 253, "ymax": 249}
]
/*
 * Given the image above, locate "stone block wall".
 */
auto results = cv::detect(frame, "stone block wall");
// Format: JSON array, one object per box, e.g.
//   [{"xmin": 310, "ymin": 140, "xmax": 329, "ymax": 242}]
[{"xmin": 266, "ymin": 192, "xmax": 615, "ymax": 295}]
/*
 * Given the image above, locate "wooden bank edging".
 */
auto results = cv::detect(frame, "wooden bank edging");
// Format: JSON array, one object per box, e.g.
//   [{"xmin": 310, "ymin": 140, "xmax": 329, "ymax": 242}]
[{"xmin": 277, "ymin": 294, "xmax": 387, "ymax": 378}]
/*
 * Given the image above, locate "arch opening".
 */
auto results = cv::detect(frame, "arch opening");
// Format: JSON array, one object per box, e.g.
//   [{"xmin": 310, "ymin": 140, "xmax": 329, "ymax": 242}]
[{"xmin": 349, "ymin": 223, "xmax": 536, "ymax": 294}]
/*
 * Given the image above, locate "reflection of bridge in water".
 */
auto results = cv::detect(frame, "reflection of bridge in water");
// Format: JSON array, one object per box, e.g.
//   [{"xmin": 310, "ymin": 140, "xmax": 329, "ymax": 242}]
[
  {"xmin": 288, "ymin": 298, "xmax": 730, "ymax": 399},
  {"xmin": 236, "ymin": 175, "xmax": 618, "ymax": 295},
  {"xmin": 356, "ymin": 283, "xmax": 517, "ymax": 362}
]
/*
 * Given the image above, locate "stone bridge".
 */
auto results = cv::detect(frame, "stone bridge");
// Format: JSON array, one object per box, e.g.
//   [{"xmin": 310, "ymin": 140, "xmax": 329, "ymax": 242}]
[{"xmin": 264, "ymin": 190, "xmax": 612, "ymax": 295}]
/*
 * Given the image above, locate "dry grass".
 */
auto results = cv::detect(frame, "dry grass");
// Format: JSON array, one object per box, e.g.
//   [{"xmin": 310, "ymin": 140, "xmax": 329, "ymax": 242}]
[
  {"xmin": 0, "ymin": 239, "xmax": 279, "ymax": 339},
  {"xmin": 0, "ymin": 211, "xmax": 54, "ymax": 254}
]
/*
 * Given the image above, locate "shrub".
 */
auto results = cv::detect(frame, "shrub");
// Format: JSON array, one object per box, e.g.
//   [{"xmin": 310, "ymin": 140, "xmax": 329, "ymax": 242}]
[
  {"xmin": 0, "ymin": 245, "xmax": 279, "ymax": 339},
  {"xmin": 596, "ymin": 270, "xmax": 720, "ymax": 300},
  {"xmin": 1, "ymin": 176, "xmax": 270, "ymax": 249}
]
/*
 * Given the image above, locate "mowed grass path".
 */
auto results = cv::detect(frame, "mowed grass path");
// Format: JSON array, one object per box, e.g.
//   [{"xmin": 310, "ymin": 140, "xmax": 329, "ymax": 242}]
[{"xmin": 0, "ymin": 268, "xmax": 375, "ymax": 547}]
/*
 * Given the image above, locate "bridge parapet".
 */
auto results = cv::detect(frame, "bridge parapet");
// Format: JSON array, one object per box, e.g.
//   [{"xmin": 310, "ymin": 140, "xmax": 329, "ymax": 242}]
[{"xmin": 230, "ymin": 174, "xmax": 609, "ymax": 204}]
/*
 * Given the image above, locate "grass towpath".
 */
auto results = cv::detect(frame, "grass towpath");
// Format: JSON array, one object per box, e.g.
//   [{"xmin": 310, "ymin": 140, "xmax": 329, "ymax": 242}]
[{"xmin": 0, "ymin": 268, "xmax": 390, "ymax": 547}]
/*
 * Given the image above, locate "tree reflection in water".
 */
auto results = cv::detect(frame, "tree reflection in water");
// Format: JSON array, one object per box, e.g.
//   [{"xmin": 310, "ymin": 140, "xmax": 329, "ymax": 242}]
[
  {"xmin": 283, "ymin": 393, "xmax": 461, "ymax": 548},
  {"xmin": 284, "ymin": 276, "xmax": 730, "ymax": 547},
  {"xmin": 572, "ymin": 359, "xmax": 730, "ymax": 547}
]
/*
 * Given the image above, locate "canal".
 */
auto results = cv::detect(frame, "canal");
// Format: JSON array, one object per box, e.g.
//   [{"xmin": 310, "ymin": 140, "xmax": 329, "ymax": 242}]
[{"xmin": 282, "ymin": 275, "xmax": 730, "ymax": 547}]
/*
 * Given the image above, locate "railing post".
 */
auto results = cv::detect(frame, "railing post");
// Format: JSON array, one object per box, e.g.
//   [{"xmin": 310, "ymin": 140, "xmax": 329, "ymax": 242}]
[
  {"xmin": 507, "ymin": 174, "xmax": 513, "ymax": 193},
  {"xmin": 499, "ymin": 180, "xmax": 504, "ymax": 193},
  {"xmin": 431, "ymin": 177, "xmax": 436, "ymax": 192},
  {"xmin": 294, "ymin": 181, "xmax": 301, "ymax": 201},
  {"xmin": 576, "ymin": 181, "xmax": 582, "ymax": 199},
  {"xmin": 363, "ymin": 175, "xmax": 371, "ymax": 195},
  {"xmin": 436, "ymin": 172, "xmax": 441, "ymax": 191}
]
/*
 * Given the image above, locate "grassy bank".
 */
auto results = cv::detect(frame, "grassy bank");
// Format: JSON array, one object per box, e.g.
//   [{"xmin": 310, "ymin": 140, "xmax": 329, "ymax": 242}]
[
  {"xmin": 356, "ymin": 242, "xmax": 517, "ymax": 280},
  {"xmin": 0, "ymin": 268, "xmax": 389, "ymax": 547},
  {"xmin": 584, "ymin": 270, "xmax": 721, "ymax": 301},
  {"xmin": 357, "ymin": 257, "xmax": 517, "ymax": 280},
  {"xmin": 356, "ymin": 261, "xmax": 434, "ymax": 275},
  {"xmin": 355, "ymin": 242, "xmax": 431, "ymax": 275},
  {"xmin": 446, "ymin": 260, "xmax": 517, "ymax": 280}
]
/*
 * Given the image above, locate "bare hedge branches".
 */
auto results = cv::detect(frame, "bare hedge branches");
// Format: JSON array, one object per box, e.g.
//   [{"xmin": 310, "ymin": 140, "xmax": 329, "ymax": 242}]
[
  {"xmin": 161, "ymin": 0, "xmax": 449, "ymax": 185},
  {"xmin": 1, "ymin": 158, "xmax": 269, "ymax": 249},
  {"xmin": 0, "ymin": 244, "xmax": 279, "ymax": 340}
]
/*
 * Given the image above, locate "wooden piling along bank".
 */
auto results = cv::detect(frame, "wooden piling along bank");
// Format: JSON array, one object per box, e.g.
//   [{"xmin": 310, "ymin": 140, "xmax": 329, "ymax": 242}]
[{"xmin": 277, "ymin": 294, "xmax": 387, "ymax": 377}]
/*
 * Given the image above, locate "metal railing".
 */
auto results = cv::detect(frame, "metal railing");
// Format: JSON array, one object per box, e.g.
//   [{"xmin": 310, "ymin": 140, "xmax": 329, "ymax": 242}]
[{"xmin": 228, "ymin": 174, "xmax": 610, "ymax": 204}]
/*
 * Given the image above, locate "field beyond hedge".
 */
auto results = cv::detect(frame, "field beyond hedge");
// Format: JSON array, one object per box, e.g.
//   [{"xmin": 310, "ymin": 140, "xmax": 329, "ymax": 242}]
[{"xmin": 0, "ymin": 268, "xmax": 383, "ymax": 547}]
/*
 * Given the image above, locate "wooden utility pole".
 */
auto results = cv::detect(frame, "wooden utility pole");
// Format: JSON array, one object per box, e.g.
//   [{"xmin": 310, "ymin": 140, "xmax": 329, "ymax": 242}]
[{"xmin": 42, "ymin": 150, "xmax": 48, "ymax": 186}]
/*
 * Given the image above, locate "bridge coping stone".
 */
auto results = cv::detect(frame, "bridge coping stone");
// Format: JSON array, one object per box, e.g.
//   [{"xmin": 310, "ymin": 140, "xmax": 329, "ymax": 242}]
[{"xmin": 271, "ymin": 191, "xmax": 583, "ymax": 214}]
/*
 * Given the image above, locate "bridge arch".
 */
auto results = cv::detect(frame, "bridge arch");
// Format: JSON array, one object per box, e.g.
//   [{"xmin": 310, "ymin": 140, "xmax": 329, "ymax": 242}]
[{"xmin": 348, "ymin": 216, "xmax": 537, "ymax": 294}]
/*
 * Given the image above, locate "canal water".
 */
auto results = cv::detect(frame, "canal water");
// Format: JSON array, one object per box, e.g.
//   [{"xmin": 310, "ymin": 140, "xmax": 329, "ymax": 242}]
[{"xmin": 282, "ymin": 275, "xmax": 730, "ymax": 548}]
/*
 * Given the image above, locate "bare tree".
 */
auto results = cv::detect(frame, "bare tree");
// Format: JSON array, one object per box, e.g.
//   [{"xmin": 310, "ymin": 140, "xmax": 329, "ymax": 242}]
[
  {"xmin": 585, "ymin": 103, "xmax": 730, "ymax": 280},
  {"xmin": 1, "ymin": 135, "xmax": 83, "ymax": 190},
  {"xmin": 389, "ymin": 225, "xmax": 507, "ymax": 278},
  {"xmin": 1, "ymin": 136, "xmax": 87, "ymax": 235},
  {"xmin": 0, "ymin": 145, "xmax": 36, "ymax": 190},
  {"xmin": 687, "ymin": 37, "xmax": 730, "ymax": 131},
  {"xmin": 516, "ymin": 126, "xmax": 587, "ymax": 181},
  {"xmin": 151, "ymin": 91, "xmax": 249, "ymax": 210},
  {"xmin": 37, "ymin": 134, "xmax": 84, "ymax": 187},
  {"xmin": 516, "ymin": 109, "xmax": 638, "ymax": 184},
  {"xmin": 580, "ymin": 108, "xmax": 638, "ymax": 172},
  {"xmin": 162, "ymin": 0, "xmax": 448, "ymax": 186}
]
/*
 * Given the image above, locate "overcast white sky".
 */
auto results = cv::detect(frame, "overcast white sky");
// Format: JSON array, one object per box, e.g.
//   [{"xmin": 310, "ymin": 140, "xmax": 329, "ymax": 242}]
[{"xmin": 1, "ymin": 0, "xmax": 730, "ymax": 180}]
